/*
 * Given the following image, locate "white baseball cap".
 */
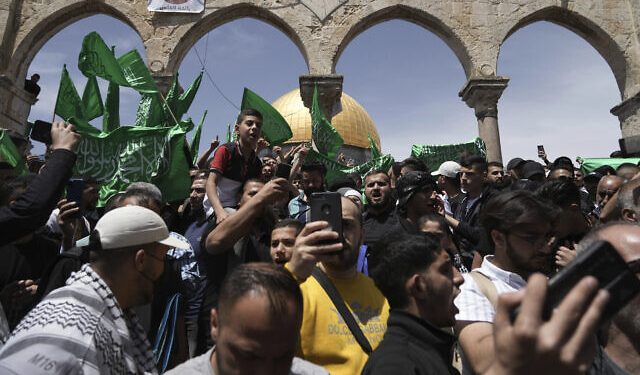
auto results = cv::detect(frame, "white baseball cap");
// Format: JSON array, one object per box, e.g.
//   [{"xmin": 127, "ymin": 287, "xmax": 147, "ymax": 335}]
[
  {"xmin": 92, "ymin": 205, "xmax": 189, "ymax": 250},
  {"xmin": 431, "ymin": 161, "xmax": 461, "ymax": 178}
]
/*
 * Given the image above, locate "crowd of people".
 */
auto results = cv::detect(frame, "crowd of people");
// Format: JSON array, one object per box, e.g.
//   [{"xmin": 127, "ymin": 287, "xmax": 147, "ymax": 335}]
[{"xmin": 0, "ymin": 108, "xmax": 638, "ymax": 375}]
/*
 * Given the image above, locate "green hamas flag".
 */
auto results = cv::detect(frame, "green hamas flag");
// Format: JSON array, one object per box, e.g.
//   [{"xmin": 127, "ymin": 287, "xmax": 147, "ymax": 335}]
[
  {"xmin": 306, "ymin": 149, "xmax": 394, "ymax": 186},
  {"xmin": 78, "ymin": 32, "xmax": 128, "ymax": 85},
  {"xmin": 117, "ymin": 50, "xmax": 158, "ymax": 94},
  {"xmin": 82, "ymin": 76, "xmax": 103, "ymax": 121},
  {"xmin": 411, "ymin": 138, "xmax": 486, "ymax": 171},
  {"xmin": 368, "ymin": 133, "xmax": 381, "ymax": 159},
  {"xmin": 175, "ymin": 72, "xmax": 203, "ymax": 121},
  {"xmin": 577, "ymin": 157, "xmax": 640, "ymax": 175},
  {"xmin": 0, "ymin": 130, "xmax": 26, "ymax": 175},
  {"xmin": 190, "ymin": 110, "xmax": 207, "ymax": 165},
  {"xmin": 134, "ymin": 94, "xmax": 165, "ymax": 128},
  {"xmin": 55, "ymin": 65, "xmax": 85, "ymax": 121},
  {"xmin": 102, "ymin": 80, "xmax": 120, "ymax": 133},
  {"xmin": 73, "ymin": 122, "xmax": 193, "ymax": 206},
  {"xmin": 241, "ymin": 88, "xmax": 292, "ymax": 145},
  {"xmin": 311, "ymin": 85, "xmax": 343, "ymax": 160}
]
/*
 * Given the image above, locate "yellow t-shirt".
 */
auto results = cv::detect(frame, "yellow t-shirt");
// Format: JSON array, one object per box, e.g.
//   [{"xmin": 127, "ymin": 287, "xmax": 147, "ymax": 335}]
[{"xmin": 298, "ymin": 272, "xmax": 390, "ymax": 375}]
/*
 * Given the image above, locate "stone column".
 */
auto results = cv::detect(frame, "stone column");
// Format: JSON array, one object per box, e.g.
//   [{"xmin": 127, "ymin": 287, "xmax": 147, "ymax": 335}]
[
  {"xmin": 611, "ymin": 92, "xmax": 640, "ymax": 155},
  {"xmin": 298, "ymin": 74, "xmax": 343, "ymax": 121},
  {"xmin": 459, "ymin": 77, "xmax": 509, "ymax": 163},
  {"xmin": 0, "ymin": 75, "xmax": 37, "ymax": 138}
]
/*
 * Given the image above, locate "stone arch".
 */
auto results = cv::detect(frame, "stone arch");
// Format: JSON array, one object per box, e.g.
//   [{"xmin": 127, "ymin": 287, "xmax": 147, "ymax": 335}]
[
  {"xmin": 499, "ymin": 6, "xmax": 630, "ymax": 98},
  {"xmin": 8, "ymin": 0, "xmax": 146, "ymax": 82},
  {"xmin": 330, "ymin": 4, "xmax": 474, "ymax": 78},
  {"xmin": 165, "ymin": 4, "xmax": 309, "ymax": 75}
]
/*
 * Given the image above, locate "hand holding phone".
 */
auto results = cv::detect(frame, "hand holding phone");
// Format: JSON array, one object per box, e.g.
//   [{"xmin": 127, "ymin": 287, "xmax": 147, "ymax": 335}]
[{"xmin": 309, "ymin": 192, "xmax": 343, "ymax": 248}]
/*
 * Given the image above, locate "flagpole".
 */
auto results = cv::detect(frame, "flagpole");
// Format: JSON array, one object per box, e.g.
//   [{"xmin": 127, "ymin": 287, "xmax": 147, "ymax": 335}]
[{"xmin": 158, "ymin": 91, "xmax": 180, "ymax": 126}]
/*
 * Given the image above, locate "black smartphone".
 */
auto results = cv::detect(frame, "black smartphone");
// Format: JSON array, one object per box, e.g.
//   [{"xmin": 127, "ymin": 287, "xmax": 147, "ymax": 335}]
[
  {"xmin": 513, "ymin": 240, "xmax": 640, "ymax": 323},
  {"xmin": 275, "ymin": 163, "xmax": 292, "ymax": 179},
  {"xmin": 309, "ymin": 192, "xmax": 343, "ymax": 247},
  {"xmin": 66, "ymin": 179, "xmax": 85, "ymax": 212},
  {"xmin": 30, "ymin": 120, "xmax": 52, "ymax": 144},
  {"xmin": 537, "ymin": 144, "xmax": 545, "ymax": 155}
]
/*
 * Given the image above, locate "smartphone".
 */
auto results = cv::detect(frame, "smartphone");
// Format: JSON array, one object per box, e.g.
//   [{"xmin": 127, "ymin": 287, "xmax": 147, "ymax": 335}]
[
  {"xmin": 512, "ymin": 240, "xmax": 640, "ymax": 323},
  {"xmin": 66, "ymin": 179, "xmax": 85, "ymax": 212},
  {"xmin": 537, "ymin": 144, "xmax": 545, "ymax": 155},
  {"xmin": 30, "ymin": 120, "xmax": 52, "ymax": 144},
  {"xmin": 275, "ymin": 163, "xmax": 292, "ymax": 179},
  {"xmin": 309, "ymin": 192, "xmax": 343, "ymax": 248}
]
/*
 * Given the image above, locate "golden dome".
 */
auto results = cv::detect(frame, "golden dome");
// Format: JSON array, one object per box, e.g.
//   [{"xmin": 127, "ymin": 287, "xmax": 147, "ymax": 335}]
[{"xmin": 272, "ymin": 89, "xmax": 381, "ymax": 150}]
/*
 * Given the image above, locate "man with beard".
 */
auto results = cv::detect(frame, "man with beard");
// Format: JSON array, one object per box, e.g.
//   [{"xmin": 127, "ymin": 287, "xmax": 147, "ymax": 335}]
[
  {"xmin": 197, "ymin": 177, "xmax": 290, "ymax": 354},
  {"xmin": 288, "ymin": 163, "xmax": 326, "ymax": 223},
  {"xmin": 386, "ymin": 171, "xmax": 440, "ymax": 235},
  {"xmin": 270, "ymin": 219, "xmax": 303, "ymax": 265},
  {"xmin": 286, "ymin": 196, "xmax": 389, "ymax": 375},
  {"xmin": 363, "ymin": 233, "xmax": 464, "ymax": 374},
  {"xmin": 0, "ymin": 206, "xmax": 189, "ymax": 374},
  {"xmin": 454, "ymin": 190, "xmax": 557, "ymax": 375},
  {"xmin": 363, "ymin": 170, "xmax": 398, "ymax": 246},
  {"xmin": 578, "ymin": 222, "xmax": 640, "ymax": 375},
  {"xmin": 486, "ymin": 161, "xmax": 508, "ymax": 190}
]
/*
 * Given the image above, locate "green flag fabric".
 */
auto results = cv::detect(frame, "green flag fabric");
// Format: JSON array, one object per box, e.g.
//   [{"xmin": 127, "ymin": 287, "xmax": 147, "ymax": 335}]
[
  {"xmin": 78, "ymin": 32, "xmax": 128, "ymax": 85},
  {"xmin": 241, "ymin": 88, "xmax": 292, "ymax": 145},
  {"xmin": 310, "ymin": 86, "xmax": 343, "ymax": 160},
  {"xmin": 55, "ymin": 65, "xmax": 85, "ymax": 122},
  {"xmin": 306, "ymin": 149, "xmax": 394, "ymax": 186},
  {"xmin": 578, "ymin": 157, "xmax": 640, "ymax": 175},
  {"xmin": 174, "ymin": 72, "xmax": 203, "ymax": 121},
  {"xmin": 411, "ymin": 138, "xmax": 486, "ymax": 171},
  {"xmin": 102, "ymin": 81, "xmax": 120, "ymax": 133},
  {"xmin": 81, "ymin": 76, "xmax": 104, "ymax": 121},
  {"xmin": 225, "ymin": 124, "xmax": 232, "ymax": 143},
  {"xmin": 0, "ymin": 130, "xmax": 25, "ymax": 175},
  {"xmin": 134, "ymin": 94, "xmax": 165, "ymax": 128},
  {"xmin": 74, "ymin": 122, "xmax": 193, "ymax": 206},
  {"xmin": 163, "ymin": 73, "xmax": 181, "ymax": 125},
  {"xmin": 117, "ymin": 50, "xmax": 158, "ymax": 94},
  {"xmin": 190, "ymin": 110, "xmax": 207, "ymax": 165},
  {"xmin": 368, "ymin": 134, "xmax": 381, "ymax": 159}
]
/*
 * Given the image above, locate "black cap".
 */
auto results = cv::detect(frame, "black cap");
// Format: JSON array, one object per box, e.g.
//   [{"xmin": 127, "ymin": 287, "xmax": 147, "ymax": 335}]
[
  {"xmin": 396, "ymin": 171, "xmax": 437, "ymax": 208},
  {"xmin": 506, "ymin": 157, "xmax": 525, "ymax": 171},
  {"xmin": 522, "ymin": 161, "xmax": 545, "ymax": 179}
]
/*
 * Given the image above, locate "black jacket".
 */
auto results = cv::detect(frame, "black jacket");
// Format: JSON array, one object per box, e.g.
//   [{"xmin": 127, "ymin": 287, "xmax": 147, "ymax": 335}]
[
  {"xmin": 0, "ymin": 149, "xmax": 76, "ymax": 246},
  {"xmin": 452, "ymin": 187, "xmax": 496, "ymax": 258},
  {"xmin": 362, "ymin": 310, "xmax": 459, "ymax": 375}
]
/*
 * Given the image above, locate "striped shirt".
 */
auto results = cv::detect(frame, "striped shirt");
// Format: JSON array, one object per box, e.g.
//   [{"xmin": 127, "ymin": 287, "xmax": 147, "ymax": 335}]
[{"xmin": 0, "ymin": 264, "xmax": 157, "ymax": 374}]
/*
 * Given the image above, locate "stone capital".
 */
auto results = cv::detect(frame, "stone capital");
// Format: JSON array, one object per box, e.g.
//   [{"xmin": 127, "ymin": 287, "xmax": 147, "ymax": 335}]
[
  {"xmin": 299, "ymin": 74, "xmax": 343, "ymax": 120},
  {"xmin": 152, "ymin": 74, "xmax": 174, "ymax": 96},
  {"xmin": 611, "ymin": 92, "xmax": 640, "ymax": 121},
  {"xmin": 0, "ymin": 75, "xmax": 37, "ymax": 136},
  {"xmin": 459, "ymin": 77, "xmax": 509, "ymax": 119}
]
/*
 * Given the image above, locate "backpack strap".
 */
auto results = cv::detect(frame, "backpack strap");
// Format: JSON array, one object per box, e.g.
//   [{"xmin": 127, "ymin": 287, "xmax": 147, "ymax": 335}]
[
  {"xmin": 468, "ymin": 270, "xmax": 499, "ymax": 309},
  {"xmin": 311, "ymin": 267, "xmax": 373, "ymax": 354}
]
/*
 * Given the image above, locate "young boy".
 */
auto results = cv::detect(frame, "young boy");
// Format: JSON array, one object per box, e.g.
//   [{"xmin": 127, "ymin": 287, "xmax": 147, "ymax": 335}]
[{"xmin": 205, "ymin": 109, "xmax": 263, "ymax": 223}]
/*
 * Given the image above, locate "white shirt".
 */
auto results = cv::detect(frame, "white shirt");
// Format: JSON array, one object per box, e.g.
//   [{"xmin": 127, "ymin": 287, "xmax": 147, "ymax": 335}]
[{"xmin": 454, "ymin": 255, "xmax": 527, "ymax": 323}]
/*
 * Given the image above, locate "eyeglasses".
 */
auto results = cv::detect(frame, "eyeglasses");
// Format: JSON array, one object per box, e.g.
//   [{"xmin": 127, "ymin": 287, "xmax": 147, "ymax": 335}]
[{"xmin": 507, "ymin": 231, "xmax": 554, "ymax": 248}]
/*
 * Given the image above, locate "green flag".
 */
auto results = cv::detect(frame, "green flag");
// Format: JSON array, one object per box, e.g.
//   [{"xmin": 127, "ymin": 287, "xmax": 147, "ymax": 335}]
[
  {"xmin": 163, "ymin": 73, "xmax": 181, "ymax": 125},
  {"xmin": 0, "ymin": 130, "xmax": 25, "ymax": 175},
  {"xmin": 78, "ymin": 32, "xmax": 128, "ymax": 85},
  {"xmin": 102, "ymin": 80, "xmax": 120, "ymax": 133},
  {"xmin": 368, "ymin": 133, "xmax": 381, "ymax": 159},
  {"xmin": 175, "ymin": 72, "xmax": 203, "ymax": 120},
  {"xmin": 74, "ymin": 122, "xmax": 193, "ymax": 206},
  {"xmin": 134, "ymin": 93, "xmax": 165, "ymax": 128},
  {"xmin": 306, "ymin": 149, "xmax": 394, "ymax": 186},
  {"xmin": 117, "ymin": 50, "xmax": 159, "ymax": 94},
  {"xmin": 55, "ymin": 65, "xmax": 85, "ymax": 121},
  {"xmin": 225, "ymin": 124, "xmax": 232, "ymax": 143},
  {"xmin": 578, "ymin": 157, "xmax": 640, "ymax": 174},
  {"xmin": 411, "ymin": 138, "xmax": 486, "ymax": 172},
  {"xmin": 241, "ymin": 88, "xmax": 292, "ymax": 145},
  {"xmin": 190, "ymin": 111, "xmax": 207, "ymax": 165},
  {"xmin": 310, "ymin": 85, "xmax": 343, "ymax": 160},
  {"xmin": 81, "ymin": 76, "xmax": 103, "ymax": 121}
]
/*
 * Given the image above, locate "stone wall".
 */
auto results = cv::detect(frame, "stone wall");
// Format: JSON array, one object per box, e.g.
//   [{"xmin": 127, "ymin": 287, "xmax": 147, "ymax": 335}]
[{"xmin": 1, "ymin": 0, "xmax": 639, "ymax": 159}]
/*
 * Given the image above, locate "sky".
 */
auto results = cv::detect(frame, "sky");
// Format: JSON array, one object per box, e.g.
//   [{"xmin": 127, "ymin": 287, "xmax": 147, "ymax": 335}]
[{"xmin": 27, "ymin": 14, "xmax": 621, "ymax": 164}]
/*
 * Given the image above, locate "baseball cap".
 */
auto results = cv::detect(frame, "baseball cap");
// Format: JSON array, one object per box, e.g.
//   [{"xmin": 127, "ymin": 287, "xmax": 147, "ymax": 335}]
[
  {"xmin": 337, "ymin": 187, "xmax": 363, "ymax": 203},
  {"xmin": 522, "ymin": 161, "xmax": 545, "ymax": 179},
  {"xmin": 506, "ymin": 157, "xmax": 526, "ymax": 171},
  {"xmin": 91, "ymin": 206, "xmax": 189, "ymax": 250},
  {"xmin": 396, "ymin": 171, "xmax": 437, "ymax": 208},
  {"xmin": 431, "ymin": 161, "xmax": 461, "ymax": 178}
]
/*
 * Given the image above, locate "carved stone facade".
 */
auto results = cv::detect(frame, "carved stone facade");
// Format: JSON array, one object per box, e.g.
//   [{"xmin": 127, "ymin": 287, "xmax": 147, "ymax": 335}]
[{"xmin": 2, "ymin": 0, "xmax": 640, "ymax": 160}]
